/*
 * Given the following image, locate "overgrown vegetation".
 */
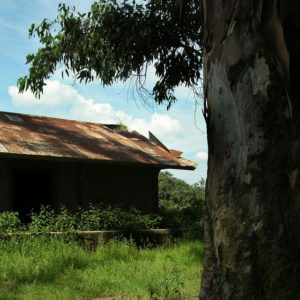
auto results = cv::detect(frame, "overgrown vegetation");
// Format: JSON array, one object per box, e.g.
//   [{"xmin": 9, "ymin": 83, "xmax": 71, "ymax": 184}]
[
  {"xmin": 0, "ymin": 204, "xmax": 203, "ymax": 239},
  {"xmin": 158, "ymin": 171, "xmax": 205, "ymax": 240},
  {"xmin": 0, "ymin": 173, "xmax": 204, "ymax": 299},
  {"xmin": 0, "ymin": 172, "xmax": 205, "ymax": 239},
  {"xmin": 0, "ymin": 237, "xmax": 202, "ymax": 300},
  {"xmin": 0, "ymin": 205, "xmax": 156, "ymax": 233}
]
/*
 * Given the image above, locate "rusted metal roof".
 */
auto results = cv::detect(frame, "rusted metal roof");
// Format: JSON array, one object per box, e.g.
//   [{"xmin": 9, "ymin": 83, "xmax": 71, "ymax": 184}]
[
  {"xmin": 169, "ymin": 150, "xmax": 183, "ymax": 159},
  {"xmin": 0, "ymin": 111, "xmax": 197, "ymax": 170}
]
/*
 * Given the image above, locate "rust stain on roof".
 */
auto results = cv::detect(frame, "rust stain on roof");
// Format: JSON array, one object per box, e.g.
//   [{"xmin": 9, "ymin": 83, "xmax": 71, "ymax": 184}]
[
  {"xmin": 169, "ymin": 150, "xmax": 183, "ymax": 158},
  {"xmin": 0, "ymin": 111, "xmax": 198, "ymax": 170}
]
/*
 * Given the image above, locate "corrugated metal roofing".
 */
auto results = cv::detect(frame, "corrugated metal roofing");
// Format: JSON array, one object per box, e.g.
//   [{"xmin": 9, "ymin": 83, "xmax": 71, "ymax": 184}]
[{"xmin": 0, "ymin": 111, "xmax": 197, "ymax": 170}]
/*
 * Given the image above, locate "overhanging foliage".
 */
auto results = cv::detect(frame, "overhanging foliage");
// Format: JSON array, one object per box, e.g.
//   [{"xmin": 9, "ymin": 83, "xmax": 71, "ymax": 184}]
[{"xmin": 18, "ymin": 0, "xmax": 203, "ymax": 108}]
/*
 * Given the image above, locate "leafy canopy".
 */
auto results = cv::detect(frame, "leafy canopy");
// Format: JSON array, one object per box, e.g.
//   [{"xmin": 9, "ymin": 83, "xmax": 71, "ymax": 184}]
[
  {"xmin": 17, "ymin": 0, "xmax": 203, "ymax": 108},
  {"xmin": 158, "ymin": 171, "xmax": 205, "ymax": 209}
]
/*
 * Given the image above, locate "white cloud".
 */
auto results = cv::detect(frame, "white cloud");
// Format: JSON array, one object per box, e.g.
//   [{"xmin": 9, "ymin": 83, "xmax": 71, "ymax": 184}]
[
  {"xmin": 196, "ymin": 151, "xmax": 208, "ymax": 161},
  {"xmin": 70, "ymin": 97, "xmax": 117, "ymax": 123},
  {"xmin": 9, "ymin": 80, "xmax": 76, "ymax": 107},
  {"xmin": 128, "ymin": 113, "xmax": 182, "ymax": 136}
]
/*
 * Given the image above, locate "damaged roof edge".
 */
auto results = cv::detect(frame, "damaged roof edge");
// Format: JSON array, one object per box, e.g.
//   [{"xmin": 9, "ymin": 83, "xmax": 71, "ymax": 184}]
[{"xmin": 0, "ymin": 152, "xmax": 196, "ymax": 170}]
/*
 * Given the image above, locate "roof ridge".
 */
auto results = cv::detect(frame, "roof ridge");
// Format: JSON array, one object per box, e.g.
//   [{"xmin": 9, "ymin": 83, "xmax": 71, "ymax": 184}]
[{"xmin": 0, "ymin": 110, "xmax": 119, "ymax": 127}]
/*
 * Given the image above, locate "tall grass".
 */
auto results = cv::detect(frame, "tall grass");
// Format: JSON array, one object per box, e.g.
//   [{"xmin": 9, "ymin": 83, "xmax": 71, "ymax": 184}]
[{"xmin": 0, "ymin": 237, "xmax": 203, "ymax": 300}]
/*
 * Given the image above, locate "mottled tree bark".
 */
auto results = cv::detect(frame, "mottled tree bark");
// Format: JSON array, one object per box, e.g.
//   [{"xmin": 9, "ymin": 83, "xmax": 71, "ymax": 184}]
[{"xmin": 200, "ymin": 0, "xmax": 300, "ymax": 299}]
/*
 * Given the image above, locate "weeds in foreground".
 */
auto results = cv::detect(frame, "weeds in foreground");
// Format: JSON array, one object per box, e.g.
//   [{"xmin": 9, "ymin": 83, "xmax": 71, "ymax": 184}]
[{"xmin": 0, "ymin": 237, "xmax": 202, "ymax": 300}]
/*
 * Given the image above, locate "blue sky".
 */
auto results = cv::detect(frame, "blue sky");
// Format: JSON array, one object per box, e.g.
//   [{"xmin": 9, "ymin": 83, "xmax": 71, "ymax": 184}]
[{"xmin": 0, "ymin": 0, "xmax": 207, "ymax": 183}]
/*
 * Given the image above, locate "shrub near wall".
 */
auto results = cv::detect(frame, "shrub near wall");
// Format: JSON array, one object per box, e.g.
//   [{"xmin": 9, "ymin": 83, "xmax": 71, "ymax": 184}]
[
  {"xmin": 0, "ymin": 211, "xmax": 25, "ymax": 233},
  {"xmin": 0, "ymin": 205, "xmax": 162, "ymax": 233},
  {"xmin": 0, "ymin": 204, "xmax": 203, "ymax": 240}
]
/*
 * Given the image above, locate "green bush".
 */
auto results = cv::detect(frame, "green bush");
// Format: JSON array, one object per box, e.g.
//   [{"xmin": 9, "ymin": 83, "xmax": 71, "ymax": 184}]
[
  {"xmin": 28, "ymin": 205, "xmax": 77, "ymax": 232},
  {"xmin": 0, "ymin": 205, "xmax": 165, "ymax": 234},
  {"xmin": 0, "ymin": 204, "xmax": 203, "ymax": 239},
  {"xmin": 75, "ymin": 205, "xmax": 164, "ymax": 231},
  {"xmin": 0, "ymin": 211, "xmax": 25, "ymax": 233}
]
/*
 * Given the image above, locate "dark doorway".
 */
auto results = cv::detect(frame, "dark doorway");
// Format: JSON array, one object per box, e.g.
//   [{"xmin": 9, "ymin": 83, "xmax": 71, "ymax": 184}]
[{"xmin": 12, "ymin": 168, "xmax": 53, "ymax": 223}]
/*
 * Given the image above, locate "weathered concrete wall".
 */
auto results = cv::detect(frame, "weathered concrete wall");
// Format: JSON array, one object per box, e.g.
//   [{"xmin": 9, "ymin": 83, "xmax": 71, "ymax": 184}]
[{"xmin": 0, "ymin": 157, "xmax": 159, "ymax": 215}]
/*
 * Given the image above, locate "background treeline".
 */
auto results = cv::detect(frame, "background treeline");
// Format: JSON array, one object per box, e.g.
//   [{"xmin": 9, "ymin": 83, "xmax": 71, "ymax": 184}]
[{"xmin": 0, "ymin": 172, "xmax": 205, "ymax": 239}]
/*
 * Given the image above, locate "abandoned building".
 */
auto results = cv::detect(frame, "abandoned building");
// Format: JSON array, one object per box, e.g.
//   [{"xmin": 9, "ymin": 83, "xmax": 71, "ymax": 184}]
[{"xmin": 0, "ymin": 111, "xmax": 197, "ymax": 222}]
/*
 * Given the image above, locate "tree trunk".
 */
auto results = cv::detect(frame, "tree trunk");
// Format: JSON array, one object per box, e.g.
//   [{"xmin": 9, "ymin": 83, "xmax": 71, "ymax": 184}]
[{"xmin": 200, "ymin": 1, "xmax": 300, "ymax": 299}]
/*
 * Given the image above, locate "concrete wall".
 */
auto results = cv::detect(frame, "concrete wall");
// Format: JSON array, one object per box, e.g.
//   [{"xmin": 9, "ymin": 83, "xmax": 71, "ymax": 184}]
[{"xmin": 0, "ymin": 157, "xmax": 159, "ymax": 215}]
